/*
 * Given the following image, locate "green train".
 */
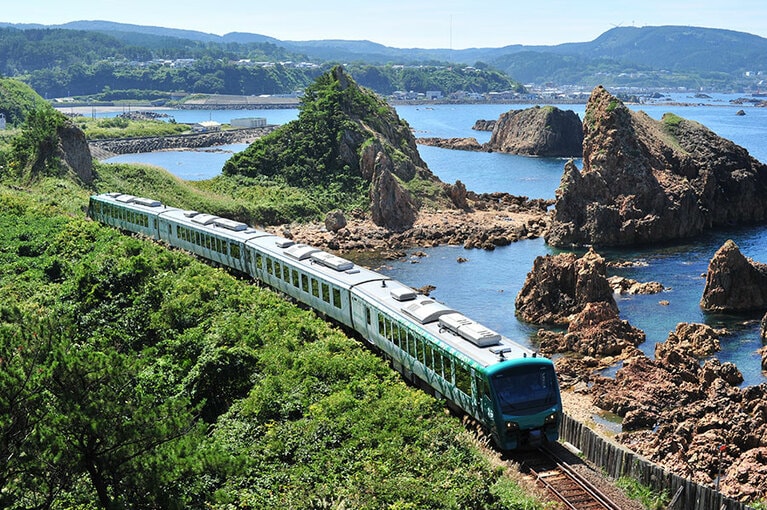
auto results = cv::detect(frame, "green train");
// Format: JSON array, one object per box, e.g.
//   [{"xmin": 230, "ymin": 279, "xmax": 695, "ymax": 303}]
[{"xmin": 89, "ymin": 192, "xmax": 562, "ymax": 450}]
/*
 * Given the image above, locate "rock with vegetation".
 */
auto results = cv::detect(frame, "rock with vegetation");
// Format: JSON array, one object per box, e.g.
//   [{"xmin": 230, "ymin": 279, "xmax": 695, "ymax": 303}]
[
  {"xmin": 486, "ymin": 105, "xmax": 583, "ymax": 156},
  {"xmin": 700, "ymin": 239, "xmax": 767, "ymax": 312},
  {"xmin": 546, "ymin": 85, "xmax": 767, "ymax": 248},
  {"xmin": 0, "ymin": 79, "xmax": 93, "ymax": 183},
  {"xmin": 223, "ymin": 65, "xmax": 456, "ymax": 230}
]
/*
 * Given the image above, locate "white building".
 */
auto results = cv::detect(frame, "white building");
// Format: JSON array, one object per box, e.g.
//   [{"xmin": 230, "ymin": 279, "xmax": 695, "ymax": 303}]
[
  {"xmin": 192, "ymin": 121, "xmax": 221, "ymax": 132},
  {"xmin": 231, "ymin": 117, "xmax": 267, "ymax": 128}
]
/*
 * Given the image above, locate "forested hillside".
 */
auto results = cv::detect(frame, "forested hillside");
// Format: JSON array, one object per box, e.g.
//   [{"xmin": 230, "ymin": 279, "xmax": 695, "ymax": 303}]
[
  {"xmin": 3, "ymin": 21, "xmax": 765, "ymax": 93},
  {"xmin": 0, "ymin": 76, "xmax": 542, "ymax": 509}
]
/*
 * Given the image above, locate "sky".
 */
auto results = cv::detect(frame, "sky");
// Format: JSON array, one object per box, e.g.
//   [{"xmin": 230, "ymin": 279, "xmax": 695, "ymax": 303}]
[{"xmin": 3, "ymin": 0, "xmax": 767, "ymax": 49}]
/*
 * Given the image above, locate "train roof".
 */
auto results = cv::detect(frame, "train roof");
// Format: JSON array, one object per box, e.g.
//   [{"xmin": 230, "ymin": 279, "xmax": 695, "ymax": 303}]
[
  {"xmin": 353, "ymin": 278, "xmax": 538, "ymax": 370},
  {"xmin": 158, "ymin": 207, "xmax": 271, "ymax": 242},
  {"xmin": 247, "ymin": 235, "xmax": 387, "ymax": 288},
  {"xmin": 93, "ymin": 192, "xmax": 166, "ymax": 212}
]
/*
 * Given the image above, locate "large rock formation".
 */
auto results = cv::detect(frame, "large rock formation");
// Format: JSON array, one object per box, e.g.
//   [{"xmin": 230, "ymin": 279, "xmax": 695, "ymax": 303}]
[
  {"xmin": 515, "ymin": 247, "xmax": 617, "ymax": 325},
  {"xmin": 486, "ymin": 105, "xmax": 583, "ymax": 157},
  {"xmin": 57, "ymin": 118, "xmax": 93, "ymax": 183},
  {"xmin": 224, "ymin": 66, "xmax": 454, "ymax": 230},
  {"xmin": 700, "ymin": 239, "xmax": 767, "ymax": 312},
  {"xmin": 546, "ymin": 86, "xmax": 767, "ymax": 248}
]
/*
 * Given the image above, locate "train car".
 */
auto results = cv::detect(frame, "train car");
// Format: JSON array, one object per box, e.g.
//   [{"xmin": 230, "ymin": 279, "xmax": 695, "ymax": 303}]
[
  {"xmin": 88, "ymin": 192, "xmax": 165, "ymax": 239},
  {"xmin": 87, "ymin": 193, "xmax": 562, "ymax": 451},
  {"xmin": 349, "ymin": 279, "xmax": 561, "ymax": 450}
]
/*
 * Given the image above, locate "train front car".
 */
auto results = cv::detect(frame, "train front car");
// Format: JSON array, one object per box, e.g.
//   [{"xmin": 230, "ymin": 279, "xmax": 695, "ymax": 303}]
[{"xmin": 484, "ymin": 356, "xmax": 561, "ymax": 451}]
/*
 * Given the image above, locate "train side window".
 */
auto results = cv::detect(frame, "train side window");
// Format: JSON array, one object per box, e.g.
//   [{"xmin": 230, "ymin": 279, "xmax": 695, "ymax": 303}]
[
  {"xmin": 445, "ymin": 358, "xmax": 454, "ymax": 384},
  {"xmin": 332, "ymin": 288, "xmax": 341, "ymax": 309},
  {"xmin": 365, "ymin": 307, "xmax": 371, "ymax": 325},
  {"xmin": 301, "ymin": 274, "xmax": 309, "ymax": 293},
  {"xmin": 266, "ymin": 258, "xmax": 273, "ymax": 275},
  {"xmin": 273, "ymin": 261, "xmax": 281, "ymax": 278},
  {"xmin": 455, "ymin": 363, "xmax": 472, "ymax": 396},
  {"xmin": 322, "ymin": 283, "xmax": 330, "ymax": 303},
  {"xmin": 424, "ymin": 343, "xmax": 433, "ymax": 369},
  {"xmin": 378, "ymin": 314, "xmax": 386, "ymax": 337},
  {"xmin": 231, "ymin": 243, "xmax": 240, "ymax": 259},
  {"xmin": 311, "ymin": 278, "xmax": 320, "ymax": 298},
  {"xmin": 256, "ymin": 254, "xmax": 263, "ymax": 271},
  {"xmin": 282, "ymin": 264, "xmax": 290, "ymax": 282},
  {"xmin": 292, "ymin": 269, "xmax": 300, "ymax": 288}
]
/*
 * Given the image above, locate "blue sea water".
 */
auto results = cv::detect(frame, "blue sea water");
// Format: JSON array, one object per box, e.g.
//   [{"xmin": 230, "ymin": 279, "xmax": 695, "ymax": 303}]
[{"xmin": 102, "ymin": 95, "xmax": 767, "ymax": 386}]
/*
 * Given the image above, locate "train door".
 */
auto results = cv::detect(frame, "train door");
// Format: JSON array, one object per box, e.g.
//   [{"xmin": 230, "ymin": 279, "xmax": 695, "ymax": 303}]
[{"xmin": 476, "ymin": 374, "xmax": 496, "ymax": 427}]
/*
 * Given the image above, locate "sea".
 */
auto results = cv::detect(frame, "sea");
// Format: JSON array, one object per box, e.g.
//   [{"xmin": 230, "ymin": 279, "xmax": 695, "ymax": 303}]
[{"xmin": 102, "ymin": 94, "xmax": 767, "ymax": 386}]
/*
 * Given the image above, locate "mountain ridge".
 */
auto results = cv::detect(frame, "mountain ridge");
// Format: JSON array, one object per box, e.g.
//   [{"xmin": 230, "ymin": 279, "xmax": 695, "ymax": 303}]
[{"xmin": 1, "ymin": 20, "xmax": 765, "ymax": 90}]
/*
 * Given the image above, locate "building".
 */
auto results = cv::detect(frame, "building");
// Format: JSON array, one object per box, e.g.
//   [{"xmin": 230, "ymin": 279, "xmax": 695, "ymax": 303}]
[
  {"xmin": 192, "ymin": 121, "xmax": 221, "ymax": 132},
  {"xmin": 230, "ymin": 117, "xmax": 267, "ymax": 128}
]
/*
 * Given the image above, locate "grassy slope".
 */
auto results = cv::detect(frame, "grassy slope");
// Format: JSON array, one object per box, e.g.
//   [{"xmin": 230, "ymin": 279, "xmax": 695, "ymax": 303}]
[{"xmin": 0, "ymin": 167, "xmax": 544, "ymax": 508}]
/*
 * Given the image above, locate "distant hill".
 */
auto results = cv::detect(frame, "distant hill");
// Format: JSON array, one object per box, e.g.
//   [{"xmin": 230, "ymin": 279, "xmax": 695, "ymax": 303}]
[{"xmin": 1, "ymin": 20, "xmax": 765, "ymax": 90}]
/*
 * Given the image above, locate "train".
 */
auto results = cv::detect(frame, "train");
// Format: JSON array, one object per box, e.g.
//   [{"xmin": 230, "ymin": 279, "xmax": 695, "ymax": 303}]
[{"xmin": 88, "ymin": 192, "xmax": 563, "ymax": 450}]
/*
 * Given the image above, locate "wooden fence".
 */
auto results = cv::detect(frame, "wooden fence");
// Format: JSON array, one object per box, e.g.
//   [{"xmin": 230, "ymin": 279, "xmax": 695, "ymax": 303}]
[{"xmin": 559, "ymin": 414, "xmax": 754, "ymax": 510}]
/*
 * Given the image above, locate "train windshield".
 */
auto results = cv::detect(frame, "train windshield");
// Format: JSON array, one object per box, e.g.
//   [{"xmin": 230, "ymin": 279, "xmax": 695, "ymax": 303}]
[{"xmin": 491, "ymin": 365, "xmax": 558, "ymax": 414}]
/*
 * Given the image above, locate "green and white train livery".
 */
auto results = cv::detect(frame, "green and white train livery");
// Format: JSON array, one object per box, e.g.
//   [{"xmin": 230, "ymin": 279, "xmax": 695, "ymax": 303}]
[{"xmin": 89, "ymin": 193, "xmax": 562, "ymax": 450}]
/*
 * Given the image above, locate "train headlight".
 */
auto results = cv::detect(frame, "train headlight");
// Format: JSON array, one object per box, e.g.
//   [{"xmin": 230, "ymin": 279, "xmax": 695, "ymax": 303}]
[
  {"xmin": 544, "ymin": 413, "xmax": 558, "ymax": 426},
  {"xmin": 505, "ymin": 421, "xmax": 519, "ymax": 432}
]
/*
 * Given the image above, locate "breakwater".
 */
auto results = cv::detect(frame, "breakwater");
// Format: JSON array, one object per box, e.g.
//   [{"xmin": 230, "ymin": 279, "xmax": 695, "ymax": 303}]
[{"xmin": 89, "ymin": 126, "xmax": 275, "ymax": 159}]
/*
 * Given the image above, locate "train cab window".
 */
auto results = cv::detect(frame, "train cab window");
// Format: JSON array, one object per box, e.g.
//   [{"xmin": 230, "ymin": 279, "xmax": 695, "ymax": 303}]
[
  {"xmin": 311, "ymin": 279, "xmax": 320, "ymax": 298},
  {"xmin": 322, "ymin": 283, "xmax": 330, "ymax": 303},
  {"xmin": 332, "ymin": 288, "xmax": 342, "ymax": 309}
]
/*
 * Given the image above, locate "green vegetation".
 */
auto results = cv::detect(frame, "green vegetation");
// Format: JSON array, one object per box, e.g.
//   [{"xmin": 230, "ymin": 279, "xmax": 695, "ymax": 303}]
[
  {"xmin": 661, "ymin": 112, "xmax": 684, "ymax": 128},
  {"xmin": 0, "ymin": 79, "xmax": 544, "ymax": 508},
  {"xmin": 223, "ymin": 66, "xmax": 447, "ymax": 217},
  {"xmin": 72, "ymin": 115, "xmax": 189, "ymax": 139},
  {"xmin": 0, "ymin": 166, "xmax": 546, "ymax": 509},
  {"xmin": 616, "ymin": 476, "xmax": 670, "ymax": 510}
]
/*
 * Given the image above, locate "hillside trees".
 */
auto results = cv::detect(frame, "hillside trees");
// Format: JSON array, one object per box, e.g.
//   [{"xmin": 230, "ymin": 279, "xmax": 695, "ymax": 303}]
[{"xmin": 0, "ymin": 183, "xmax": 539, "ymax": 508}]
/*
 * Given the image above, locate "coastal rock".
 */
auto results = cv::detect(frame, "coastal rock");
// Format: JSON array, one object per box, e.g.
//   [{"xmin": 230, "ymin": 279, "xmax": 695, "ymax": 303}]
[
  {"xmin": 515, "ymin": 247, "xmax": 617, "ymax": 325},
  {"xmin": 486, "ymin": 105, "xmax": 583, "ymax": 157},
  {"xmin": 538, "ymin": 300, "xmax": 645, "ymax": 357},
  {"xmin": 607, "ymin": 275, "xmax": 664, "ymax": 294},
  {"xmin": 58, "ymin": 118, "xmax": 93, "ymax": 183},
  {"xmin": 324, "ymin": 210, "xmax": 347, "ymax": 232},
  {"xmin": 416, "ymin": 137, "xmax": 485, "ymax": 151},
  {"xmin": 654, "ymin": 323, "xmax": 721, "ymax": 358},
  {"xmin": 700, "ymin": 239, "xmax": 767, "ymax": 312},
  {"xmin": 472, "ymin": 119, "xmax": 496, "ymax": 131},
  {"xmin": 546, "ymin": 85, "xmax": 767, "ymax": 248},
  {"xmin": 761, "ymin": 312, "xmax": 767, "ymax": 340},
  {"xmin": 587, "ymin": 326, "xmax": 767, "ymax": 501},
  {"xmin": 448, "ymin": 180, "xmax": 469, "ymax": 210},
  {"xmin": 369, "ymin": 152, "xmax": 417, "ymax": 231}
]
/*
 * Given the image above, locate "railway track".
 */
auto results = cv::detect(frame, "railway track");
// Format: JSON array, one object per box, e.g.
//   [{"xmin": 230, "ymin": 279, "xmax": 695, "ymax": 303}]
[{"xmin": 509, "ymin": 445, "xmax": 623, "ymax": 510}]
